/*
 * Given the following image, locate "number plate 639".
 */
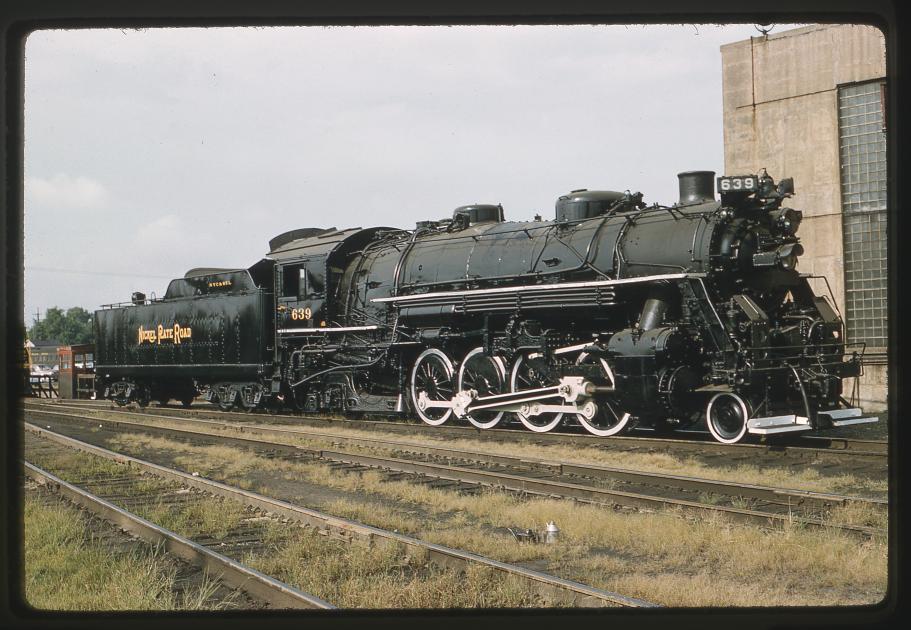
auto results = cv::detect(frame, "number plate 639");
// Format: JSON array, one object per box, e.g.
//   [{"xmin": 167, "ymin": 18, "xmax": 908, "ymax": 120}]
[
  {"xmin": 290, "ymin": 307, "xmax": 312, "ymax": 321},
  {"xmin": 717, "ymin": 175, "xmax": 758, "ymax": 192}
]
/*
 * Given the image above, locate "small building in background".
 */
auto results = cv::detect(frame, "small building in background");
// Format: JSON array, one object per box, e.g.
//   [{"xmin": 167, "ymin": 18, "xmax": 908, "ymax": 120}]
[
  {"xmin": 29, "ymin": 339, "xmax": 62, "ymax": 372},
  {"xmin": 25, "ymin": 339, "xmax": 60, "ymax": 398},
  {"xmin": 720, "ymin": 24, "xmax": 887, "ymax": 410},
  {"xmin": 57, "ymin": 343, "xmax": 96, "ymax": 399}
]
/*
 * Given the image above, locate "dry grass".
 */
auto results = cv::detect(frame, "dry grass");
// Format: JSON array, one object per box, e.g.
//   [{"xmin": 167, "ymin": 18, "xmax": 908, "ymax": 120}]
[
  {"xmin": 238, "ymin": 421, "xmax": 888, "ymax": 496},
  {"xmin": 27, "ymin": 436, "xmax": 542, "ymax": 609},
  {"xmin": 26, "ymin": 447, "xmax": 125, "ymax": 482},
  {"xmin": 244, "ymin": 524, "xmax": 538, "ymax": 608},
  {"xmin": 24, "ymin": 491, "xmax": 239, "ymax": 610},
  {"xmin": 827, "ymin": 501, "xmax": 889, "ymax": 530},
  {"xmin": 86, "ymin": 408, "xmax": 887, "ymax": 496},
  {"xmin": 98, "ymin": 432, "xmax": 888, "ymax": 606},
  {"xmin": 139, "ymin": 494, "xmax": 248, "ymax": 540},
  {"xmin": 323, "ymin": 498, "xmax": 422, "ymax": 535}
]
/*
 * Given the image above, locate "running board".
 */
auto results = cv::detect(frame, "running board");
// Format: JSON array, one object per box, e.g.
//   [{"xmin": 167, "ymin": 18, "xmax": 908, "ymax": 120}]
[
  {"xmin": 830, "ymin": 417, "xmax": 879, "ymax": 427},
  {"xmin": 747, "ymin": 414, "xmax": 812, "ymax": 435},
  {"xmin": 746, "ymin": 407, "xmax": 879, "ymax": 435},
  {"xmin": 817, "ymin": 408, "xmax": 879, "ymax": 428}
]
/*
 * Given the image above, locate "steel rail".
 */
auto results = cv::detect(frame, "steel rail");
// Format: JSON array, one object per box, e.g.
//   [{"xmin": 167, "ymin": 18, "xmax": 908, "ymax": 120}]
[
  {"xmin": 313, "ymin": 450, "xmax": 884, "ymax": 536},
  {"xmin": 794, "ymin": 435, "xmax": 887, "ymax": 454},
  {"xmin": 28, "ymin": 406, "xmax": 883, "ymax": 513},
  {"xmin": 25, "ymin": 410, "xmax": 883, "ymax": 538},
  {"xmin": 24, "ymin": 461, "xmax": 336, "ymax": 610},
  {"xmin": 27, "ymin": 399, "xmax": 888, "ymax": 460},
  {"xmin": 23, "ymin": 422, "xmax": 658, "ymax": 608}
]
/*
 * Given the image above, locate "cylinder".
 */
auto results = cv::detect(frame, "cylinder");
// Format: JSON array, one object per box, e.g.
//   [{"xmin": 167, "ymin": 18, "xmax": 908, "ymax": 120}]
[{"xmin": 677, "ymin": 170, "xmax": 716, "ymax": 205}]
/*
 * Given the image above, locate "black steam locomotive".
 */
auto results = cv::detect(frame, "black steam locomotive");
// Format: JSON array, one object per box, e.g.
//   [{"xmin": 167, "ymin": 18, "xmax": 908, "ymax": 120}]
[{"xmin": 94, "ymin": 170, "xmax": 877, "ymax": 443}]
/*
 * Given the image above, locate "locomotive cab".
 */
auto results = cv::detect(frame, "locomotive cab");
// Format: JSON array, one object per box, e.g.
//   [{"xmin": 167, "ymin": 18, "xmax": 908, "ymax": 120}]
[{"xmin": 276, "ymin": 261, "xmax": 325, "ymax": 328}]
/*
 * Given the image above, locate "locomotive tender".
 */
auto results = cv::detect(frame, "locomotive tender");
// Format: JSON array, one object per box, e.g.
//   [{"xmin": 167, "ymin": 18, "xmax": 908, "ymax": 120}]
[{"xmin": 94, "ymin": 170, "xmax": 877, "ymax": 443}]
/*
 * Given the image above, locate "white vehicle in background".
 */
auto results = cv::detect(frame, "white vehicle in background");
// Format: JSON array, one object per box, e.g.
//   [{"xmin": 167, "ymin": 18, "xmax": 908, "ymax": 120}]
[{"xmin": 30, "ymin": 364, "xmax": 55, "ymax": 377}]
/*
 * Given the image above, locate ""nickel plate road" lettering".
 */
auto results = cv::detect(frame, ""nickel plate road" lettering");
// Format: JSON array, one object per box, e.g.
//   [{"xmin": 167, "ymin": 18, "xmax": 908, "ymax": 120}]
[{"xmin": 137, "ymin": 323, "xmax": 193, "ymax": 345}]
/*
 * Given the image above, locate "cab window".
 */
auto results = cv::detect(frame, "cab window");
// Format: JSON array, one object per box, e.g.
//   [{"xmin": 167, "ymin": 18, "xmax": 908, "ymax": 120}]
[
  {"xmin": 282, "ymin": 264, "xmax": 323, "ymax": 299},
  {"xmin": 281, "ymin": 265, "xmax": 304, "ymax": 298}
]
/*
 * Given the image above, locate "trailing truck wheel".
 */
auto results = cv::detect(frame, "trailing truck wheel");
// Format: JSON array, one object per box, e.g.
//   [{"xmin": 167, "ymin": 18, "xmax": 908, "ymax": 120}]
[
  {"xmin": 706, "ymin": 392, "xmax": 750, "ymax": 444},
  {"xmin": 510, "ymin": 354, "xmax": 564, "ymax": 433},
  {"xmin": 411, "ymin": 348, "xmax": 455, "ymax": 426},
  {"xmin": 458, "ymin": 347, "xmax": 507, "ymax": 429}
]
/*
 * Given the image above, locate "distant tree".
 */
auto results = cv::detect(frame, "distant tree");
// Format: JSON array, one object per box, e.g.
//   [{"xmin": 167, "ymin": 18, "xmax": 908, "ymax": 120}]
[{"xmin": 28, "ymin": 307, "xmax": 93, "ymax": 345}]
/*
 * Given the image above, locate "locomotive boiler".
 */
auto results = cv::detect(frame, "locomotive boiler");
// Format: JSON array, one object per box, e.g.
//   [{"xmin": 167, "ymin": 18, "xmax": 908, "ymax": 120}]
[{"xmin": 94, "ymin": 170, "xmax": 877, "ymax": 443}]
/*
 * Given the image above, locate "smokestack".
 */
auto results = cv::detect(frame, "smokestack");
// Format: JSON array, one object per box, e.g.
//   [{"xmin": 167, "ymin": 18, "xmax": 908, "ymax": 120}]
[{"xmin": 677, "ymin": 170, "xmax": 715, "ymax": 205}]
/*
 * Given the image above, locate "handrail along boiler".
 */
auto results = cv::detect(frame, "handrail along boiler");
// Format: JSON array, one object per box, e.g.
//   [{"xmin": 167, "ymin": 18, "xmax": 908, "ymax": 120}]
[{"xmin": 94, "ymin": 170, "xmax": 877, "ymax": 443}]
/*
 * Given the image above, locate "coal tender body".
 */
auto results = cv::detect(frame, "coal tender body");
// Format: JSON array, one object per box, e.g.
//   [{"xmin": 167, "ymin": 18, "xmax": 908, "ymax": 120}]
[
  {"xmin": 95, "ymin": 170, "xmax": 877, "ymax": 443},
  {"xmin": 94, "ymin": 262, "xmax": 275, "ymax": 409}
]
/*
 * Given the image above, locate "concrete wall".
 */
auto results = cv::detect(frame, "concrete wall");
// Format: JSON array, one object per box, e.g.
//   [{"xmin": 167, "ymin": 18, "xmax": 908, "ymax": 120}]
[
  {"xmin": 858, "ymin": 363, "xmax": 887, "ymax": 412},
  {"xmin": 720, "ymin": 24, "xmax": 887, "ymax": 410}
]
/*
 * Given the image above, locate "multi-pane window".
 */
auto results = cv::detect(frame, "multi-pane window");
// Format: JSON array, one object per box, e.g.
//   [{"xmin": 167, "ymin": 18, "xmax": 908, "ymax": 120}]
[{"xmin": 838, "ymin": 81, "xmax": 887, "ymax": 348}]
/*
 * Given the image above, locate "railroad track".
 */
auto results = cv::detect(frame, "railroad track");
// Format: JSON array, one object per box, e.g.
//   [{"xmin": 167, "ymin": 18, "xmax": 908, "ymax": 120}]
[
  {"xmin": 25, "ymin": 405, "xmax": 886, "ymax": 537},
  {"xmin": 38, "ymin": 398, "xmax": 886, "ymax": 460},
  {"xmin": 23, "ymin": 461, "xmax": 335, "ymax": 609},
  {"xmin": 24, "ymin": 421, "xmax": 658, "ymax": 608}
]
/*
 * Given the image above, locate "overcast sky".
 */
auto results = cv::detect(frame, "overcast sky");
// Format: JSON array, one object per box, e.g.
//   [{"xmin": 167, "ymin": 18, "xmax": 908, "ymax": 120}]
[{"xmin": 23, "ymin": 23, "xmax": 802, "ymax": 325}]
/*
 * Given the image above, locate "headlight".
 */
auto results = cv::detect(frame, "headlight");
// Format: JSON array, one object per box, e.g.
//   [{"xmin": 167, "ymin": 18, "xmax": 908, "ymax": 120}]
[
  {"xmin": 770, "ymin": 208, "xmax": 803, "ymax": 235},
  {"xmin": 777, "ymin": 243, "xmax": 804, "ymax": 270}
]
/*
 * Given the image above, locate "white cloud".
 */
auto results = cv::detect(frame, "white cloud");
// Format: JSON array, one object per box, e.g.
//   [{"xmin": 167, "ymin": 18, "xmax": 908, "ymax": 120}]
[{"xmin": 26, "ymin": 173, "xmax": 110, "ymax": 210}]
